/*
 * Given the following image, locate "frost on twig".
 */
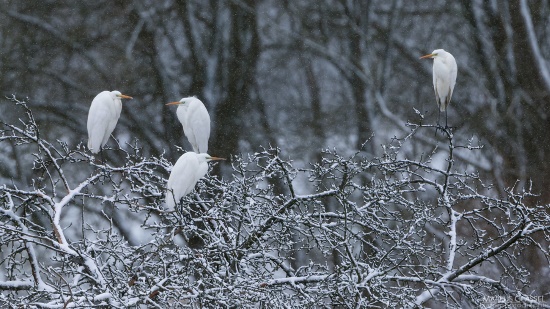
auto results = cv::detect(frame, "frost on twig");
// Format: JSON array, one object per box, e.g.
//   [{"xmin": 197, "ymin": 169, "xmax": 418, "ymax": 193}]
[{"xmin": 1, "ymin": 97, "xmax": 549, "ymax": 308}]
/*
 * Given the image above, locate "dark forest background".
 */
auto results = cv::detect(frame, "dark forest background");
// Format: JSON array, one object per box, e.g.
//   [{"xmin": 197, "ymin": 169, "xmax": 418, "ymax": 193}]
[
  {"xmin": 2, "ymin": 1, "xmax": 550, "ymax": 200},
  {"xmin": 2, "ymin": 1, "xmax": 550, "ymax": 306}
]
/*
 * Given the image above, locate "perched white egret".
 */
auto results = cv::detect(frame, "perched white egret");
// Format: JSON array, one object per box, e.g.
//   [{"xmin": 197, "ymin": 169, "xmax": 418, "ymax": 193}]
[
  {"xmin": 165, "ymin": 152, "xmax": 225, "ymax": 211},
  {"xmin": 166, "ymin": 97, "xmax": 211, "ymax": 153},
  {"xmin": 420, "ymin": 49, "xmax": 457, "ymax": 127},
  {"xmin": 87, "ymin": 90, "xmax": 133, "ymax": 154}
]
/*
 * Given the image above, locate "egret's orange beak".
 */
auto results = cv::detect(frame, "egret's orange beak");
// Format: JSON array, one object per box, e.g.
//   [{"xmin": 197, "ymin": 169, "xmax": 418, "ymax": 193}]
[
  {"xmin": 420, "ymin": 53, "xmax": 435, "ymax": 59},
  {"xmin": 209, "ymin": 157, "xmax": 226, "ymax": 161},
  {"xmin": 119, "ymin": 94, "xmax": 133, "ymax": 99},
  {"xmin": 166, "ymin": 101, "xmax": 181, "ymax": 106}
]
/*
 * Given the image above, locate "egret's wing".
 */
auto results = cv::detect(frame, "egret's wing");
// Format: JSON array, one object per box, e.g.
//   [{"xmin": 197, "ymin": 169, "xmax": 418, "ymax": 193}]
[
  {"xmin": 178, "ymin": 104, "xmax": 199, "ymax": 151},
  {"xmin": 195, "ymin": 161, "xmax": 209, "ymax": 183},
  {"xmin": 166, "ymin": 153, "xmax": 199, "ymax": 210},
  {"xmin": 183, "ymin": 126, "xmax": 199, "ymax": 153},
  {"xmin": 102, "ymin": 116, "xmax": 119, "ymax": 147},
  {"xmin": 176, "ymin": 104, "xmax": 189, "ymax": 128},
  {"xmin": 432, "ymin": 64, "xmax": 440, "ymax": 107},
  {"xmin": 433, "ymin": 60, "xmax": 451, "ymax": 111},
  {"xmin": 187, "ymin": 102, "xmax": 211, "ymax": 153},
  {"xmin": 449, "ymin": 57, "xmax": 458, "ymax": 100},
  {"xmin": 432, "ymin": 65, "xmax": 437, "ymax": 94},
  {"xmin": 87, "ymin": 92, "xmax": 116, "ymax": 153},
  {"xmin": 185, "ymin": 161, "xmax": 209, "ymax": 204}
]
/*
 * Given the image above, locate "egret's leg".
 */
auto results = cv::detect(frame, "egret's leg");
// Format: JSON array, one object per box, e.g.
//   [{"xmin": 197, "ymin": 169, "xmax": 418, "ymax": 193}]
[
  {"xmin": 435, "ymin": 109, "xmax": 441, "ymax": 136},
  {"xmin": 445, "ymin": 110, "xmax": 448, "ymax": 129},
  {"xmin": 99, "ymin": 148, "xmax": 109, "ymax": 177},
  {"xmin": 100, "ymin": 148, "xmax": 105, "ymax": 165}
]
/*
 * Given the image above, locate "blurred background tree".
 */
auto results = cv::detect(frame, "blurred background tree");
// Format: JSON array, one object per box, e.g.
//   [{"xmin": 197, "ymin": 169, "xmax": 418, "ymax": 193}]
[
  {"xmin": 2, "ymin": 0, "xmax": 549, "ymax": 199},
  {"xmin": 1, "ymin": 0, "xmax": 550, "ymax": 305}
]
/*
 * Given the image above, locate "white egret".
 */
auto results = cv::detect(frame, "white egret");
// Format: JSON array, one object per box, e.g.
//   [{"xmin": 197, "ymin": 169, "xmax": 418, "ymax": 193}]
[
  {"xmin": 165, "ymin": 152, "xmax": 225, "ymax": 211},
  {"xmin": 420, "ymin": 49, "xmax": 457, "ymax": 128},
  {"xmin": 166, "ymin": 97, "xmax": 211, "ymax": 153},
  {"xmin": 87, "ymin": 90, "xmax": 133, "ymax": 154}
]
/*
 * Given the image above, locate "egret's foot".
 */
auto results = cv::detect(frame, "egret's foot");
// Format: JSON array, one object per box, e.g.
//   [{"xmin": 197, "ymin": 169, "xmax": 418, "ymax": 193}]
[
  {"xmin": 445, "ymin": 125, "xmax": 457, "ymax": 131},
  {"xmin": 436, "ymin": 124, "xmax": 455, "ymax": 131},
  {"xmin": 435, "ymin": 123, "xmax": 445, "ymax": 136}
]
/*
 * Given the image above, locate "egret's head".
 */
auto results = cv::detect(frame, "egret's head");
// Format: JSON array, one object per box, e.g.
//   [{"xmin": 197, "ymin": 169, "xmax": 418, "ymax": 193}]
[
  {"xmin": 166, "ymin": 96, "xmax": 197, "ymax": 106},
  {"xmin": 111, "ymin": 90, "xmax": 133, "ymax": 100},
  {"xmin": 420, "ymin": 49, "xmax": 446, "ymax": 59}
]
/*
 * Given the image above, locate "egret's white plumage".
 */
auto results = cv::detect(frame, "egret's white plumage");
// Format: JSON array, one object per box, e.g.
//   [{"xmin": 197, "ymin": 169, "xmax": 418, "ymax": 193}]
[
  {"xmin": 166, "ymin": 97, "xmax": 210, "ymax": 153},
  {"xmin": 87, "ymin": 90, "xmax": 132, "ymax": 154},
  {"xmin": 165, "ymin": 152, "xmax": 225, "ymax": 211},
  {"xmin": 420, "ymin": 49, "xmax": 457, "ymax": 126}
]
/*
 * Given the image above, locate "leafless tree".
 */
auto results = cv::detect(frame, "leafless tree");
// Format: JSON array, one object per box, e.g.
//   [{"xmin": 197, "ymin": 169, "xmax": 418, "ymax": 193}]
[{"xmin": 1, "ymin": 97, "xmax": 549, "ymax": 308}]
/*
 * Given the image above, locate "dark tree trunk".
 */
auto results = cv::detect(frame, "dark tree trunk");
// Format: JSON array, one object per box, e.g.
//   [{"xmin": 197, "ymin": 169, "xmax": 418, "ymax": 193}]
[{"xmin": 211, "ymin": 0, "xmax": 260, "ymax": 169}]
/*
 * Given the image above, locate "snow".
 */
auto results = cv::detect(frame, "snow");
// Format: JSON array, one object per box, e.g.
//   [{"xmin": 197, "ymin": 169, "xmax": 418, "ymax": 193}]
[
  {"xmin": 446, "ymin": 208, "xmax": 461, "ymax": 271},
  {"xmin": 93, "ymin": 292, "xmax": 112, "ymax": 301},
  {"xmin": 266, "ymin": 275, "xmax": 329, "ymax": 286},
  {"xmin": 0, "ymin": 280, "xmax": 33, "ymax": 290}
]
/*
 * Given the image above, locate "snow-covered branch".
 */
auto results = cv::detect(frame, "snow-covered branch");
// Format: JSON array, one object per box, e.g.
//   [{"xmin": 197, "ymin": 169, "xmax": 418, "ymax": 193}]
[{"xmin": 1, "ymin": 98, "xmax": 549, "ymax": 308}]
